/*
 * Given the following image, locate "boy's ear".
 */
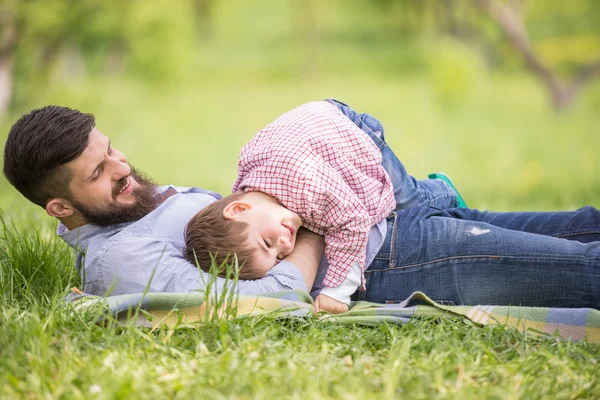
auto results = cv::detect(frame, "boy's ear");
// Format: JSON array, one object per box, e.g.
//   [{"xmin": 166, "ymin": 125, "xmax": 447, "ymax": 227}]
[
  {"xmin": 223, "ymin": 201, "xmax": 252, "ymax": 220},
  {"xmin": 46, "ymin": 198, "xmax": 75, "ymax": 219}
]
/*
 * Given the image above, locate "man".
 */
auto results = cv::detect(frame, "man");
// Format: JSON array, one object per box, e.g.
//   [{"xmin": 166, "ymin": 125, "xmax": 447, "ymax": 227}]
[
  {"xmin": 3, "ymin": 106, "xmax": 323, "ymax": 296},
  {"xmin": 4, "ymin": 104, "xmax": 600, "ymax": 308}
]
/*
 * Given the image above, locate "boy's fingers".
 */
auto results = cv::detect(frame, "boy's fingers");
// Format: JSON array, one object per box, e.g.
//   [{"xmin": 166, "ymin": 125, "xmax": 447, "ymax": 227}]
[{"xmin": 315, "ymin": 294, "xmax": 348, "ymax": 314}]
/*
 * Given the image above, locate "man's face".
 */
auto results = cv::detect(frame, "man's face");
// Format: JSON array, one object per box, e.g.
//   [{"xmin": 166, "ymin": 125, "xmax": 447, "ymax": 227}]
[
  {"xmin": 235, "ymin": 197, "xmax": 303, "ymax": 275},
  {"xmin": 64, "ymin": 128, "xmax": 158, "ymax": 226}
]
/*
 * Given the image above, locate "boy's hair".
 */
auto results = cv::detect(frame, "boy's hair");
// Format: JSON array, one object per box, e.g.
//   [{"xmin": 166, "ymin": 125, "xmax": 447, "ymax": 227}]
[
  {"xmin": 184, "ymin": 192, "xmax": 258, "ymax": 279},
  {"xmin": 3, "ymin": 106, "xmax": 95, "ymax": 208}
]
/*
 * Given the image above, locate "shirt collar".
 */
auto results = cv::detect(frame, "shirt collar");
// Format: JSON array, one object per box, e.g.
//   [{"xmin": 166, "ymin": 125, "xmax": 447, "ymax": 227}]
[{"xmin": 57, "ymin": 221, "xmax": 126, "ymax": 252}]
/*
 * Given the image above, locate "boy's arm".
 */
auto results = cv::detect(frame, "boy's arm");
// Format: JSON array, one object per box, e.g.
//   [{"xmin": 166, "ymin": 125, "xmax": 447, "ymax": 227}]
[
  {"xmin": 318, "ymin": 260, "xmax": 361, "ymax": 304},
  {"xmin": 302, "ymin": 169, "xmax": 372, "ymax": 288},
  {"xmin": 314, "ymin": 259, "xmax": 361, "ymax": 314}
]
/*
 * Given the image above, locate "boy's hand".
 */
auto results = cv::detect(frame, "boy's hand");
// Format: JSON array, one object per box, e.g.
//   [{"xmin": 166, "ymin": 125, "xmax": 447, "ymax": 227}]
[{"xmin": 314, "ymin": 294, "xmax": 349, "ymax": 314}]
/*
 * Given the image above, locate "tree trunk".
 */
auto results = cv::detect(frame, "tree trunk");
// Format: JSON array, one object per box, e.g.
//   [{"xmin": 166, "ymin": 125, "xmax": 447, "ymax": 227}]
[
  {"xmin": 193, "ymin": 0, "xmax": 214, "ymax": 40},
  {"xmin": 0, "ymin": 8, "xmax": 18, "ymax": 117},
  {"xmin": 291, "ymin": 0, "xmax": 320, "ymax": 77},
  {"xmin": 0, "ymin": 54, "xmax": 13, "ymax": 118},
  {"xmin": 473, "ymin": 0, "xmax": 600, "ymax": 111}
]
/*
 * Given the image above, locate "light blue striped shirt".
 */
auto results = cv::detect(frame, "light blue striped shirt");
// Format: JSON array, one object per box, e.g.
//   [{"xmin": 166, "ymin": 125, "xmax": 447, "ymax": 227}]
[{"xmin": 58, "ymin": 185, "xmax": 386, "ymax": 297}]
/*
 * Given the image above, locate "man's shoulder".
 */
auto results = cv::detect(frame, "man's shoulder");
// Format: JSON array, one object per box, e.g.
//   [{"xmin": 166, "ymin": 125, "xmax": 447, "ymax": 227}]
[{"xmin": 89, "ymin": 188, "xmax": 219, "ymax": 258}]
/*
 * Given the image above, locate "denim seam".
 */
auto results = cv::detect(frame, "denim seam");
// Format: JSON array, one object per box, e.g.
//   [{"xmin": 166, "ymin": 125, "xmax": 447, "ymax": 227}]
[
  {"xmin": 385, "ymin": 299, "xmax": 457, "ymax": 306},
  {"xmin": 555, "ymin": 231, "xmax": 600, "ymax": 238},
  {"xmin": 388, "ymin": 212, "xmax": 398, "ymax": 269},
  {"xmin": 365, "ymin": 254, "xmax": 599, "ymax": 273}
]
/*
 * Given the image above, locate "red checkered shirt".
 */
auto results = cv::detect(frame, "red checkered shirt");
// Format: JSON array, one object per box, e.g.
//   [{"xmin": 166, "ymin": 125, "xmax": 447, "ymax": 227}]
[{"xmin": 232, "ymin": 101, "xmax": 395, "ymax": 288}]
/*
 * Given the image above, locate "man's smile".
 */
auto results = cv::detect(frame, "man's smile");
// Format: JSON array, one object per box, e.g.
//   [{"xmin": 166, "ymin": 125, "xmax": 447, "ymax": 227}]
[{"xmin": 114, "ymin": 176, "xmax": 134, "ymax": 199}]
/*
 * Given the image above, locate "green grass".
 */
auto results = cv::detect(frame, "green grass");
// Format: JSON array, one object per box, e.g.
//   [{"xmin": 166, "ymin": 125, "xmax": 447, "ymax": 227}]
[
  {"xmin": 1, "ymin": 221, "xmax": 599, "ymax": 399},
  {"xmin": 0, "ymin": 216, "xmax": 598, "ymax": 399},
  {"xmin": 1, "ymin": 73, "xmax": 599, "ymax": 398}
]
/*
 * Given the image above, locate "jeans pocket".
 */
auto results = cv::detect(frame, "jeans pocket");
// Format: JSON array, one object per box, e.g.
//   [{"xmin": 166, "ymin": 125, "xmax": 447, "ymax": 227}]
[{"xmin": 418, "ymin": 181, "xmax": 458, "ymax": 210}]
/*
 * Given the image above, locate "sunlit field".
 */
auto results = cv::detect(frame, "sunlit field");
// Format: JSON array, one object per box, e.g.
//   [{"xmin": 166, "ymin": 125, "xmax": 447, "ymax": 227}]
[
  {"xmin": 2, "ymin": 74, "xmax": 599, "ymax": 213},
  {"xmin": 1, "ymin": 74, "xmax": 599, "ymax": 399},
  {"xmin": 1, "ymin": 0, "xmax": 600, "ymax": 396}
]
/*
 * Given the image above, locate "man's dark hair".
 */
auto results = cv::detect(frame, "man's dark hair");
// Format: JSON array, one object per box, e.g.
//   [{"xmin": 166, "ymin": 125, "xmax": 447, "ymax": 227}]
[{"xmin": 3, "ymin": 105, "xmax": 95, "ymax": 208}]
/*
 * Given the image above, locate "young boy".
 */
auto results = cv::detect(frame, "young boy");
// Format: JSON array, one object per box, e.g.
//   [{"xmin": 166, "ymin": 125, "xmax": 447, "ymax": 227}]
[{"xmin": 184, "ymin": 100, "xmax": 396, "ymax": 312}]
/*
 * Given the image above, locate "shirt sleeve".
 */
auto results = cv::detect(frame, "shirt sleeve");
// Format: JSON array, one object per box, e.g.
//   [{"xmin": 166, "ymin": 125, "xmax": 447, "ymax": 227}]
[
  {"xmin": 91, "ymin": 235, "xmax": 307, "ymax": 296},
  {"xmin": 318, "ymin": 260, "xmax": 361, "ymax": 304},
  {"xmin": 239, "ymin": 145, "xmax": 373, "ymax": 289},
  {"xmin": 301, "ymin": 167, "xmax": 371, "ymax": 288}
]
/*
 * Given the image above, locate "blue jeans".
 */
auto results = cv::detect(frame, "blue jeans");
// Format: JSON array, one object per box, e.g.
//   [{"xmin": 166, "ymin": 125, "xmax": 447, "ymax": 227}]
[
  {"xmin": 361, "ymin": 206, "xmax": 600, "ymax": 308},
  {"xmin": 330, "ymin": 99, "xmax": 600, "ymax": 308}
]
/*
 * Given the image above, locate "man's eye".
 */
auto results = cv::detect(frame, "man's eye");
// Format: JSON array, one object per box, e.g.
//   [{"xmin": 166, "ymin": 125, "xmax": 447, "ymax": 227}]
[
  {"xmin": 108, "ymin": 147, "xmax": 113, "ymax": 155},
  {"xmin": 91, "ymin": 169, "xmax": 101, "ymax": 181}
]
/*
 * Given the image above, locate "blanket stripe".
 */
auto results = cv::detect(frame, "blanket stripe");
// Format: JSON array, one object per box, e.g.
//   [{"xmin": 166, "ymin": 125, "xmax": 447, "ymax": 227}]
[{"xmin": 66, "ymin": 290, "xmax": 600, "ymax": 343}]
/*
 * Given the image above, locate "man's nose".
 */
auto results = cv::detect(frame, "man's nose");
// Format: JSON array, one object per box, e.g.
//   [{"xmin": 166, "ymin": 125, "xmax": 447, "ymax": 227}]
[{"xmin": 108, "ymin": 157, "xmax": 131, "ymax": 180}]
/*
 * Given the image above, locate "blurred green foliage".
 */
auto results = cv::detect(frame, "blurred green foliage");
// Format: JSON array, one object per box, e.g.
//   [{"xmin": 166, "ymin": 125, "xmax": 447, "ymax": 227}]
[
  {"xmin": 3, "ymin": 0, "xmax": 600, "ymax": 95},
  {"xmin": 0, "ymin": 0, "xmax": 599, "ymax": 213}
]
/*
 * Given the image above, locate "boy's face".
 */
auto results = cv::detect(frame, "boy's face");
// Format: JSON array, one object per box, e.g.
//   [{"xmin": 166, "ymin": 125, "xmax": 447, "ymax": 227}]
[{"xmin": 229, "ymin": 194, "xmax": 302, "ymax": 275}]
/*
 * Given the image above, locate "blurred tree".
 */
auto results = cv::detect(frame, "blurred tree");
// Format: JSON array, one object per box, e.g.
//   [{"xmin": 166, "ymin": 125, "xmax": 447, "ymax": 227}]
[
  {"xmin": 192, "ymin": 0, "xmax": 215, "ymax": 39},
  {"xmin": 371, "ymin": 0, "xmax": 600, "ymax": 110},
  {"xmin": 291, "ymin": 0, "xmax": 321, "ymax": 77},
  {"xmin": 3, "ymin": 0, "xmax": 599, "ymax": 114},
  {"xmin": 370, "ymin": 0, "xmax": 503, "ymax": 62},
  {"xmin": 2, "ymin": 0, "xmax": 196, "ymax": 115},
  {"xmin": 122, "ymin": 0, "xmax": 195, "ymax": 81},
  {"xmin": 473, "ymin": 0, "xmax": 600, "ymax": 110},
  {"xmin": 0, "ymin": 1, "xmax": 20, "ymax": 117},
  {"xmin": 2, "ymin": 0, "xmax": 130, "ymax": 114}
]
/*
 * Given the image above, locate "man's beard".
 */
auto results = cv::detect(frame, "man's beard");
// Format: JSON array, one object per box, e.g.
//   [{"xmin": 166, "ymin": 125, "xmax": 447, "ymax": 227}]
[{"xmin": 71, "ymin": 167, "xmax": 160, "ymax": 227}]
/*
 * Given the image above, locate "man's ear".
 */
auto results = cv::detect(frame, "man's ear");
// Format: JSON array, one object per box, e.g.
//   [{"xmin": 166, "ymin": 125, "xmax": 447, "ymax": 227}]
[
  {"xmin": 46, "ymin": 198, "xmax": 75, "ymax": 219},
  {"xmin": 223, "ymin": 201, "xmax": 251, "ymax": 220}
]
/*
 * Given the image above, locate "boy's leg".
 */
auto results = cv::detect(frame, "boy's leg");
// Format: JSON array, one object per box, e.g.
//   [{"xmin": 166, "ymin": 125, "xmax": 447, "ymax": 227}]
[
  {"xmin": 362, "ymin": 206, "xmax": 600, "ymax": 307},
  {"xmin": 327, "ymin": 99, "xmax": 457, "ymax": 211},
  {"xmin": 446, "ymin": 206, "xmax": 600, "ymax": 243}
]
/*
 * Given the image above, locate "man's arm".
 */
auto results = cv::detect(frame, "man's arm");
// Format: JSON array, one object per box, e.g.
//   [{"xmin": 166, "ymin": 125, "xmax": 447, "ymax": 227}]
[
  {"xmin": 282, "ymin": 227, "xmax": 324, "ymax": 290},
  {"xmin": 91, "ymin": 232, "xmax": 322, "ymax": 296}
]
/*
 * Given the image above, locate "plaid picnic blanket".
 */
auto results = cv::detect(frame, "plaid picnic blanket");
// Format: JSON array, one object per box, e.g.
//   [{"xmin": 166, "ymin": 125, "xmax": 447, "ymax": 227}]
[{"xmin": 68, "ymin": 290, "xmax": 600, "ymax": 343}]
